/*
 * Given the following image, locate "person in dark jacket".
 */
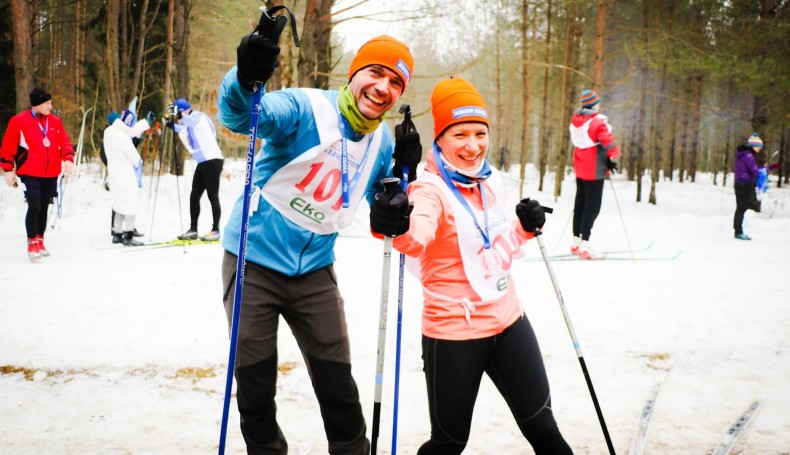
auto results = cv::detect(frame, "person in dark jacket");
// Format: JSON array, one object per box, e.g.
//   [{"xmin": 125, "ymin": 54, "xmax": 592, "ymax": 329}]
[{"xmin": 733, "ymin": 133, "xmax": 763, "ymax": 240}]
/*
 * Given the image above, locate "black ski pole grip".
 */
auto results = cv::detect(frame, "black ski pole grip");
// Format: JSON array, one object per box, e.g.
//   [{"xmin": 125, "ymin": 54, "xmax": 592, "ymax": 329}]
[
  {"xmin": 260, "ymin": 5, "xmax": 301, "ymax": 47},
  {"xmin": 542, "ymin": 205, "xmax": 554, "ymax": 214},
  {"xmin": 398, "ymin": 104, "xmax": 412, "ymax": 134},
  {"xmin": 380, "ymin": 177, "xmax": 401, "ymax": 198}
]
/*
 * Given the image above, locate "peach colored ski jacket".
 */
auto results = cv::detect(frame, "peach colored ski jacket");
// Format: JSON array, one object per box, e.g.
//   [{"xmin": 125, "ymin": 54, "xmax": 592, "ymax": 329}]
[{"xmin": 392, "ymin": 157, "xmax": 534, "ymax": 341}]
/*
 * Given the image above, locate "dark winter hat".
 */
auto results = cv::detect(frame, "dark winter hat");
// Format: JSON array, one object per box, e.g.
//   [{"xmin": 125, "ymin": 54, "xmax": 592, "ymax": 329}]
[
  {"xmin": 580, "ymin": 89, "xmax": 600, "ymax": 108},
  {"xmin": 121, "ymin": 109, "xmax": 137, "ymax": 127},
  {"xmin": 106, "ymin": 112, "xmax": 121, "ymax": 125},
  {"xmin": 29, "ymin": 88, "xmax": 52, "ymax": 107},
  {"xmin": 174, "ymin": 98, "xmax": 191, "ymax": 112}
]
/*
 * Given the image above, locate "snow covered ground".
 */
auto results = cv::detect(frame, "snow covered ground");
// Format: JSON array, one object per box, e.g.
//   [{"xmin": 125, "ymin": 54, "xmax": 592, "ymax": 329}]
[{"xmin": 1, "ymin": 159, "xmax": 789, "ymax": 454}]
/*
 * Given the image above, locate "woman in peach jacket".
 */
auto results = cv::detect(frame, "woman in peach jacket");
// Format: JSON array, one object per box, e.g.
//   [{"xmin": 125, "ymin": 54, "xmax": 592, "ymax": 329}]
[{"xmin": 371, "ymin": 78, "xmax": 573, "ymax": 454}]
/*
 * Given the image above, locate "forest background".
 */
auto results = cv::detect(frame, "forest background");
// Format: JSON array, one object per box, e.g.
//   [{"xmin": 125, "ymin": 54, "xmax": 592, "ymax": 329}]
[{"xmin": 1, "ymin": 0, "xmax": 789, "ymax": 204}]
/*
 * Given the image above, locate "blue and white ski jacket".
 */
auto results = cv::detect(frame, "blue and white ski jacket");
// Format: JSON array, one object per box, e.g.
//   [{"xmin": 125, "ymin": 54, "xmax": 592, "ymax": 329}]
[
  {"xmin": 217, "ymin": 67, "xmax": 395, "ymax": 276},
  {"xmin": 173, "ymin": 111, "xmax": 223, "ymax": 163}
]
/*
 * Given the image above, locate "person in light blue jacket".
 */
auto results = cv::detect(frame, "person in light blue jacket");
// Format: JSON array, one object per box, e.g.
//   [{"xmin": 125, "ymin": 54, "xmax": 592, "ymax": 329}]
[
  {"xmin": 217, "ymin": 17, "xmax": 421, "ymax": 455},
  {"xmin": 168, "ymin": 98, "xmax": 225, "ymax": 241}
]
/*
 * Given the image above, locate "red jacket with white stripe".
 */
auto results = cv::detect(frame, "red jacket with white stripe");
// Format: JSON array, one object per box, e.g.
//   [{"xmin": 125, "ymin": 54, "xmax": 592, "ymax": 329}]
[
  {"xmin": 569, "ymin": 109, "xmax": 620, "ymax": 181},
  {"xmin": 1, "ymin": 109, "xmax": 74, "ymax": 177}
]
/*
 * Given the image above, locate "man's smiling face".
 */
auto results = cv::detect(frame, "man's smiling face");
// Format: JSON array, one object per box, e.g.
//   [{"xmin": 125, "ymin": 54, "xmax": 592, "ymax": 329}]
[{"xmin": 348, "ymin": 65, "xmax": 405, "ymax": 120}]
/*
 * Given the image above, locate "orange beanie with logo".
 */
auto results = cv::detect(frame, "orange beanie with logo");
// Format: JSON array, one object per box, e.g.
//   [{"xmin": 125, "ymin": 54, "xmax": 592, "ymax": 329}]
[
  {"xmin": 348, "ymin": 35, "xmax": 414, "ymax": 92},
  {"xmin": 431, "ymin": 77, "xmax": 489, "ymax": 140}
]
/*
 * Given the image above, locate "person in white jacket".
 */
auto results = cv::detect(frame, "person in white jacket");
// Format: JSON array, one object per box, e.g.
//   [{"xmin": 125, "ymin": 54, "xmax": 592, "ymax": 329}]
[
  {"xmin": 168, "ymin": 98, "xmax": 224, "ymax": 241},
  {"xmin": 104, "ymin": 109, "xmax": 150, "ymax": 246}
]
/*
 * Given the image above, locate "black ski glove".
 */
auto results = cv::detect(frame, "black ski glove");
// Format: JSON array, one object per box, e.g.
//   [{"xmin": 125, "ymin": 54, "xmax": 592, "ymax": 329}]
[
  {"xmin": 515, "ymin": 198, "xmax": 545, "ymax": 233},
  {"xmin": 606, "ymin": 157, "xmax": 618, "ymax": 173},
  {"xmin": 165, "ymin": 118, "xmax": 175, "ymax": 130},
  {"xmin": 370, "ymin": 189, "xmax": 413, "ymax": 237},
  {"xmin": 236, "ymin": 14, "xmax": 288, "ymax": 90},
  {"xmin": 392, "ymin": 117, "xmax": 421, "ymax": 183}
]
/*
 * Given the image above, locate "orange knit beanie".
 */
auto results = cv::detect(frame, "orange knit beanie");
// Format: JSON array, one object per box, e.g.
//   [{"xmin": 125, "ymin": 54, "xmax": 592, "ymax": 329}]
[
  {"xmin": 431, "ymin": 77, "xmax": 489, "ymax": 140},
  {"xmin": 347, "ymin": 35, "xmax": 414, "ymax": 92}
]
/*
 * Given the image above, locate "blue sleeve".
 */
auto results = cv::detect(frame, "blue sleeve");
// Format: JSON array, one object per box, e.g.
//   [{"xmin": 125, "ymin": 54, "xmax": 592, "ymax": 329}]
[{"xmin": 217, "ymin": 67, "xmax": 303, "ymax": 141}]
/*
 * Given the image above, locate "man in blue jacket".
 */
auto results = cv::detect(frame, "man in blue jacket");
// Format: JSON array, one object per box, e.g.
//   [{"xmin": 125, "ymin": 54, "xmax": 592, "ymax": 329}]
[{"xmin": 216, "ymin": 15, "xmax": 420, "ymax": 455}]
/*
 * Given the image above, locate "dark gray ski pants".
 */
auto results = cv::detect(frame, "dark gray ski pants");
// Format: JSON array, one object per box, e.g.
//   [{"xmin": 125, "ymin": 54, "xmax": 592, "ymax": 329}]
[{"xmin": 221, "ymin": 251, "xmax": 370, "ymax": 455}]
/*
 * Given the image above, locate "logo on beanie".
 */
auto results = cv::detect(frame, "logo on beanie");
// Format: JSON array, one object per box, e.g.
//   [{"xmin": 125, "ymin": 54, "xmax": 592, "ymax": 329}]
[
  {"xmin": 452, "ymin": 106, "xmax": 488, "ymax": 120},
  {"xmin": 395, "ymin": 59, "xmax": 411, "ymax": 83}
]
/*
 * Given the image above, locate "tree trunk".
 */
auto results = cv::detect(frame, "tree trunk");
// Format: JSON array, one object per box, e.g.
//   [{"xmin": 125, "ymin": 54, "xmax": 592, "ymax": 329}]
[
  {"xmin": 553, "ymin": 0, "xmax": 580, "ymax": 201},
  {"xmin": 106, "ymin": 0, "xmax": 122, "ymax": 110},
  {"xmin": 538, "ymin": 0, "xmax": 552, "ymax": 192},
  {"xmin": 634, "ymin": 0, "xmax": 649, "ymax": 202},
  {"xmin": 592, "ymin": 0, "xmax": 606, "ymax": 90},
  {"xmin": 130, "ymin": 0, "xmax": 151, "ymax": 101},
  {"xmin": 494, "ymin": 2, "xmax": 504, "ymax": 170},
  {"xmin": 120, "ymin": 0, "xmax": 129, "ymax": 100},
  {"xmin": 518, "ymin": 0, "xmax": 531, "ymax": 200},
  {"xmin": 648, "ymin": 0, "xmax": 675, "ymax": 204},
  {"xmin": 163, "ymin": 0, "xmax": 175, "ymax": 108},
  {"xmin": 11, "ymin": 0, "xmax": 35, "ymax": 110},
  {"xmin": 687, "ymin": 71, "xmax": 703, "ymax": 182},
  {"xmin": 175, "ymin": 0, "xmax": 192, "ymax": 100},
  {"xmin": 298, "ymin": 0, "xmax": 333, "ymax": 89}
]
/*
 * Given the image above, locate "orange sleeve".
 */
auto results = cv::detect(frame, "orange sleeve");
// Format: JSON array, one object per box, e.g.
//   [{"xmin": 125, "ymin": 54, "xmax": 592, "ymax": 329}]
[{"xmin": 391, "ymin": 181, "xmax": 444, "ymax": 258}]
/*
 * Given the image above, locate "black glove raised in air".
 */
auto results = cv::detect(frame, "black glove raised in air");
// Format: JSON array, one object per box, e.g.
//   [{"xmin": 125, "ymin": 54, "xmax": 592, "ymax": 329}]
[
  {"xmin": 515, "ymin": 198, "xmax": 546, "ymax": 233},
  {"xmin": 236, "ymin": 13, "xmax": 288, "ymax": 90}
]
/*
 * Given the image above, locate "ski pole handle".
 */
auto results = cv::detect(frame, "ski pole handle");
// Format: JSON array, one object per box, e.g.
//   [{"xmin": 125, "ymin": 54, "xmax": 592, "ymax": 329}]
[{"xmin": 259, "ymin": 5, "xmax": 301, "ymax": 47}]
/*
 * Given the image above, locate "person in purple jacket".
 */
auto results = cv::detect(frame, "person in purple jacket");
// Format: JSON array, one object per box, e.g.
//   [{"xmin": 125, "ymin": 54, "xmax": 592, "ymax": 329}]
[{"xmin": 732, "ymin": 133, "xmax": 763, "ymax": 240}]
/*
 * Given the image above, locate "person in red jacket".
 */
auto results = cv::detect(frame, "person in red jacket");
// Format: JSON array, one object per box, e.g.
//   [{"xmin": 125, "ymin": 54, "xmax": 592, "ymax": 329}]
[
  {"xmin": 1, "ymin": 88, "xmax": 74, "ymax": 262},
  {"xmin": 568, "ymin": 89, "xmax": 621, "ymax": 259}
]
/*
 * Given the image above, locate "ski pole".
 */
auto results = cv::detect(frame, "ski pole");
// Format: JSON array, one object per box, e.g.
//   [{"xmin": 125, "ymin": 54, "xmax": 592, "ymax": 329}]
[
  {"xmin": 534, "ymin": 206, "xmax": 616, "ymax": 455},
  {"xmin": 371, "ymin": 177, "xmax": 402, "ymax": 455},
  {"xmin": 149, "ymin": 119, "xmax": 167, "ymax": 242},
  {"xmin": 391, "ymin": 103, "xmax": 413, "ymax": 455},
  {"xmin": 608, "ymin": 178, "xmax": 634, "ymax": 261},
  {"xmin": 219, "ymin": 6, "xmax": 299, "ymax": 455},
  {"xmin": 170, "ymin": 120, "xmax": 187, "ymax": 253}
]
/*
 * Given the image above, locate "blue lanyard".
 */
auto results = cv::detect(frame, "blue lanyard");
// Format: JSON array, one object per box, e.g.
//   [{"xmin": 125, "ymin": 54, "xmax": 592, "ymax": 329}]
[
  {"xmin": 337, "ymin": 111, "xmax": 373, "ymax": 208},
  {"xmin": 30, "ymin": 109, "xmax": 49, "ymax": 142},
  {"xmin": 433, "ymin": 144, "xmax": 491, "ymax": 249}
]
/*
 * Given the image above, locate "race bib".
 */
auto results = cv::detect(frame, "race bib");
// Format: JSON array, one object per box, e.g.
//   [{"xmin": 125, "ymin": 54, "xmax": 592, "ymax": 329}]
[
  {"xmin": 261, "ymin": 90, "xmax": 382, "ymax": 234},
  {"xmin": 421, "ymin": 171, "xmax": 520, "ymax": 302}
]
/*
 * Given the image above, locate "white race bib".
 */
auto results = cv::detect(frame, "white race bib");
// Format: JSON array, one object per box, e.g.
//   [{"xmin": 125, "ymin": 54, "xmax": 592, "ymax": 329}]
[
  {"xmin": 421, "ymin": 170, "xmax": 520, "ymax": 302},
  {"xmin": 261, "ymin": 90, "xmax": 382, "ymax": 235}
]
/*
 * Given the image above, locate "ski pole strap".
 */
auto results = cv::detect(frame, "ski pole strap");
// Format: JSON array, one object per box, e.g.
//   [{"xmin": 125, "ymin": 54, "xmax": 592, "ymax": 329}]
[
  {"xmin": 260, "ymin": 5, "xmax": 301, "ymax": 47},
  {"xmin": 534, "ymin": 205, "xmax": 554, "ymax": 237}
]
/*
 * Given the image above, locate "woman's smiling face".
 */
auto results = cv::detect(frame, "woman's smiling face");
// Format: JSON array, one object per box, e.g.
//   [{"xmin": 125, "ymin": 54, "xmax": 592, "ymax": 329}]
[{"xmin": 436, "ymin": 122, "xmax": 489, "ymax": 172}]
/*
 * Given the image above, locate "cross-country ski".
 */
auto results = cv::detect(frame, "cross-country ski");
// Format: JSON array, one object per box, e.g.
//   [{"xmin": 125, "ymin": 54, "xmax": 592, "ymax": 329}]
[
  {"xmin": 711, "ymin": 400, "xmax": 762, "ymax": 455},
  {"xmin": 628, "ymin": 381, "xmax": 663, "ymax": 455}
]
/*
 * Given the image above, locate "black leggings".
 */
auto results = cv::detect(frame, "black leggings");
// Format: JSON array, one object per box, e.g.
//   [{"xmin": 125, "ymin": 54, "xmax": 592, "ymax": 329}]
[
  {"xmin": 25, "ymin": 196, "xmax": 49, "ymax": 238},
  {"xmin": 418, "ymin": 316, "xmax": 572, "ymax": 455},
  {"xmin": 733, "ymin": 183, "xmax": 754, "ymax": 235},
  {"xmin": 189, "ymin": 159, "xmax": 223, "ymax": 231},
  {"xmin": 573, "ymin": 178, "xmax": 605, "ymax": 241}
]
